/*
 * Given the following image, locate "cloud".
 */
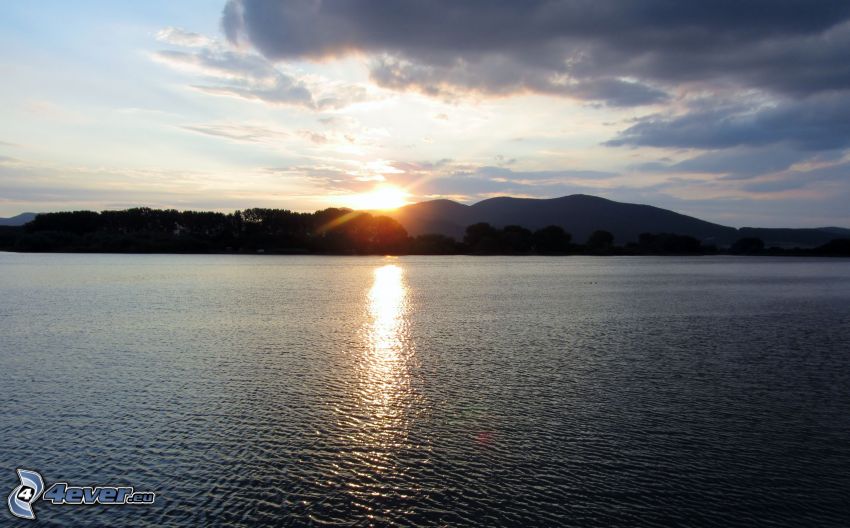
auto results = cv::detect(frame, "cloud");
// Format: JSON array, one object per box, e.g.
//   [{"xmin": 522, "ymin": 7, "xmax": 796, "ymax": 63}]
[
  {"xmin": 633, "ymin": 146, "xmax": 829, "ymax": 180},
  {"xmin": 221, "ymin": 0, "xmax": 850, "ymax": 105},
  {"xmin": 0, "ymin": 160, "xmax": 322, "ymax": 215},
  {"xmin": 368, "ymin": 54, "xmax": 668, "ymax": 105},
  {"xmin": 607, "ymin": 92, "xmax": 850, "ymax": 151},
  {"xmin": 383, "ymin": 162, "xmax": 618, "ymax": 198},
  {"xmin": 567, "ymin": 78, "xmax": 669, "ymax": 107},
  {"xmin": 156, "ymin": 27, "xmax": 213, "ymax": 48},
  {"xmin": 181, "ymin": 123, "xmax": 290, "ymax": 143},
  {"xmin": 417, "ymin": 166, "xmax": 619, "ymax": 197},
  {"xmin": 266, "ymin": 165, "xmax": 368, "ymax": 192},
  {"xmin": 214, "ymin": 0, "xmax": 850, "ymax": 196},
  {"xmin": 468, "ymin": 166, "xmax": 617, "ymax": 182},
  {"xmin": 153, "ymin": 30, "xmax": 376, "ymax": 110},
  {"xmin": 273, "ymin": 158, "xmax": 620, "ymax": 200},
  {"xmin": 153, "ymin": 47, "xmax": 314, "ymax": 107},
  {"xmin": 741, "ymin": 160, "xmax": 850, "ymax": 193}
]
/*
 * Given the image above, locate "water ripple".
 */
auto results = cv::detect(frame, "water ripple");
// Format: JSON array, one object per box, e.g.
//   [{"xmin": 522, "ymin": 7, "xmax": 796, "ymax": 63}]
[{"xmin": 1, "ymin": 254, "xmax": 849, "ymax": 526}]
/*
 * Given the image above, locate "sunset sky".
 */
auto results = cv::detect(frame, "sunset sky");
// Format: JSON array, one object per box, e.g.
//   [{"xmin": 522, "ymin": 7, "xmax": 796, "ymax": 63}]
[{"xmin": 1, "ymin": 0, "xmax": 849, "ymax": 227}]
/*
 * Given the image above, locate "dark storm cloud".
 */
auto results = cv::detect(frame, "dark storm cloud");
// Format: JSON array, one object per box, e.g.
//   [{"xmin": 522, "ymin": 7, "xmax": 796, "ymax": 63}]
[
  {"xmin": 633, "ymin": 147, "xmax": 847, "ymax": 180},
  {"xmin": 220, "ymin": 0, "xmax": 850, "ymax": 190},
  {"xmin": 221, "ymin": 0, "xmax": 850, "ymax": 105},
  {"xmin": 741, "ymin": 161, "xmax": 850, "ymax": 193},
  {"xmin": 672, "ymin": 149, "xmax": 810, "ymax": 179},
  {"xmin": 607, "ymin": 93, "xmax": 850, "ymax": 151},
  {"xmin": 368, "ymin": 54, "xmax": 669, "ymax": 105}
]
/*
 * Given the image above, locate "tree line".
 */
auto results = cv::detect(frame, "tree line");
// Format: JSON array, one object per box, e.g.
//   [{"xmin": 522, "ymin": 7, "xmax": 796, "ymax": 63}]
[{"xmin": 0, "ymin": 207, "xmax": 847, "ymax": 256}]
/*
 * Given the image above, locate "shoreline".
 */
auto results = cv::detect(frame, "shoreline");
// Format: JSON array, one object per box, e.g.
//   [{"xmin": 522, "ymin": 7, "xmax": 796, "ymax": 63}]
[{"xmin": 3, "ymin": 249, "xmax": 849, "ymax": 258}]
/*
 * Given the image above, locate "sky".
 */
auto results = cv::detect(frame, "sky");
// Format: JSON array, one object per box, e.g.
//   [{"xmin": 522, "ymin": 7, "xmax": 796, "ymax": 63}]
[{"xmin": 1, "ymin": 0, "xmax": 849, "ymax": 227}]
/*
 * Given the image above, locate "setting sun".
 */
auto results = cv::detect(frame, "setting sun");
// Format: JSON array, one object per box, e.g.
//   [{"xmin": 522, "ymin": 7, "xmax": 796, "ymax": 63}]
[{"xmin": 344, "ymin": 185, "xmax": 411, "ymax": 211}]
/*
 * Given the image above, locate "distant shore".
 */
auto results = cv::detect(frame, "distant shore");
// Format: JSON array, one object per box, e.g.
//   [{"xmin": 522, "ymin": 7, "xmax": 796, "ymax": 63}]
[
  {"xmin": 3, "ymin": 247, "xmax": 849, "ymax": 258},
  {"xmin": 1, "ymin": 207, "xmax": 848, "ymax": 257}
]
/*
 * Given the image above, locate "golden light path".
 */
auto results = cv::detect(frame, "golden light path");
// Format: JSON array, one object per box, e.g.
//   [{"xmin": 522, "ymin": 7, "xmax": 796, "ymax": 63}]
[
  {"xmin": 364, "ymin": 263, "xmax": 412, "ymax": 412},
  {"xmin": 368, "ymin": 264, "xmax": 407, "ymax": 365},
  {"xmin": 345, "ymin": 261, "xmax": 419, "ymax": 497}
]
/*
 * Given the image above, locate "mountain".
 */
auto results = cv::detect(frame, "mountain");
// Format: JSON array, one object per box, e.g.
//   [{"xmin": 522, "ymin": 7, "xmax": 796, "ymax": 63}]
[
  {"xmin": 0, "ymin": 212, "xmax": 36, "ymax": 226},
  {"xmin": 816, "ymin": 227, "xmax": 850, "ymax": 237},
  {"xmin": 385, "ymin": 195, "xmax": 845, "ymax": 247}
]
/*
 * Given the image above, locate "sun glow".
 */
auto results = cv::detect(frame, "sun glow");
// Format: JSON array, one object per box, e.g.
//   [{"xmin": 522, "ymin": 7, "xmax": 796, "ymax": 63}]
[{"xmin": 344, "ymin": 185, "xmax": 411, "ymax": 211}]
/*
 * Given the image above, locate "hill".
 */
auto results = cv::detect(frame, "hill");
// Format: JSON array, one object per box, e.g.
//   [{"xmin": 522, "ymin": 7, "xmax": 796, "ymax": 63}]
[
  {"xmin": 386, "ymin": 195, "xmax": 842, "ymax": 247},
  {"xmin": 0, "ymin": 212, "xmax": 36, "ymax": 226}
]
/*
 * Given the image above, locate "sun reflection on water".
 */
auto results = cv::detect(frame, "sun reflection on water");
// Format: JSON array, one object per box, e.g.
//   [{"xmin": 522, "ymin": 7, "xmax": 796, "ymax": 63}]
[
  {"xmin": 324, "ymin": 261, "xmax": 422, "ymax": 517},
  {"xmin": 348, "ymin": 263, "xmax": 418, "ymax": 465},
  {"xmin": 367, "ymin": 264, "xmax": 408, "ymax": 371},
  {"xmin": 362, "ymin": 263, "xmax": 413, "ymax": 413}
]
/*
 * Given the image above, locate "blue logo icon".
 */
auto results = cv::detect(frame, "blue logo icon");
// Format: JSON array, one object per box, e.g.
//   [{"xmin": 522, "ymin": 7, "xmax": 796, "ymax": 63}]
[{"xmin": 8, "ymin": 469, "xmax": 44, "ymax": 520}]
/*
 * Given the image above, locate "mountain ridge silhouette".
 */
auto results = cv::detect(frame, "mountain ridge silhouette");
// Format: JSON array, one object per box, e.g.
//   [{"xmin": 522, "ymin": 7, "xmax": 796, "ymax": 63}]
[
  {"xmin": 0, "ymin": 212, "xmax": 37, "ymax": 226},
  {"xmin": 385, "ymin": 194, "xmax": 849, "ymax": 247}
]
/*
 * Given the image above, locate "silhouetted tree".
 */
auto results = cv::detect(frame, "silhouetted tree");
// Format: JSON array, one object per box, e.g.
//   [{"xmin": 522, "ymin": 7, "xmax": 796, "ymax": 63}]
[
  {"xmin": 9, "ymin": 210, "xmax": 588, "ymax": 255},
  {"xmin": 464, "ymin": 222, "xmax": 500, "ymax": 252},
  {"xmin": 0, "ymin": 226, "xmax": 20, "ymax": 249},
  {"xmin": 409, "ymin": 234, "xmax": 458, "ymax": 254},
  {"xmin": 27, "ymin": 211, "xmax": 101, "ymax": 235},
  {"xmin": 500, "ymin": 225, "xmax": 533, "ymax": 253},
  {"xmin": 370, "ymin": 215, "xmax": 410, "ymax": 253},
  {"xmin": 586, "ymin": 230, "xmax": 614, "ymax": 250},
  {"xmin": 533, "ymin": 225, "xmax": 572, "ymax": 253},
  {"xmin": 638, "ymin": 232, "xmax": 702, "ymax": 254},
  {"xmin": 731, "ymin": 237, "xmax": 765, "ymax": 254},
  {"xmin": 306, "ymin": 210, "xmax": 410, "ymax": 254},
  {"xmin": 813, "ymin": 238, "xmax": 850, "ymax": 256},
  {"xmin": 12, "ymin": 206, "xmax": 838, "ymax": 257}
]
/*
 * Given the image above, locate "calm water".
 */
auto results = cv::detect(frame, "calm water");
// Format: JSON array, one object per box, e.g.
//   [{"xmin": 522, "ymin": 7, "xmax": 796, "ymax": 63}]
[{"xmin": 1, "ymin": 254, "xmax": 849, "ymax": 527}]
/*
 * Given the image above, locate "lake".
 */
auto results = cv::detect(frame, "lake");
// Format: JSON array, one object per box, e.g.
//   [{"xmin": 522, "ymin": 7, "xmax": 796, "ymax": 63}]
[{"xmin": 1, "ymin": 254, "xmax": 849, "ymax": 527}]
